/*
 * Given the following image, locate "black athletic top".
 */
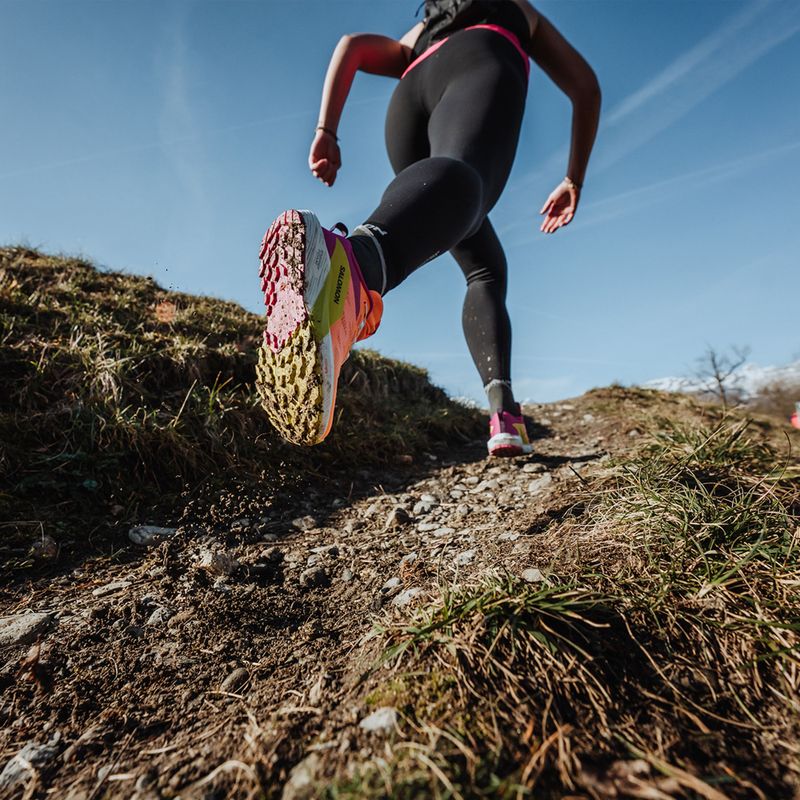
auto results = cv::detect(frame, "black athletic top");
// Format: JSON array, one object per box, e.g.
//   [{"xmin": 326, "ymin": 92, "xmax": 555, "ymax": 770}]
[{"xmin": 412, "ymin": 0, "xmax": 532, "ymax": 58}]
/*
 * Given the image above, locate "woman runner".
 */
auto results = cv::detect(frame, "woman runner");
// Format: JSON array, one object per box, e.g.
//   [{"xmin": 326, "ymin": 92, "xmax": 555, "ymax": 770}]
[{"xmin": 256, "ymin": 0, "xmax": 601, "ymax": 456}]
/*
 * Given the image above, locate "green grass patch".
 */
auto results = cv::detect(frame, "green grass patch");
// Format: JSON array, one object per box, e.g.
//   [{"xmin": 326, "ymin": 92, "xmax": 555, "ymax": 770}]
[
  {"xmin": 330, "ymin": 418, "xmax": 800, "ymax": 798},
  {"xmin": 0, "ymin": 247, "xmax": 483, "ymax": 565}
]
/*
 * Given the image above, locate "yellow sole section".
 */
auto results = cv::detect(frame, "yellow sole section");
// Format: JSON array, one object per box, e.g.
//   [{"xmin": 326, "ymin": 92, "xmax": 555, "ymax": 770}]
[{"xmin": 256, "ymin": 321, "xmax": 323, "ymax": 446}]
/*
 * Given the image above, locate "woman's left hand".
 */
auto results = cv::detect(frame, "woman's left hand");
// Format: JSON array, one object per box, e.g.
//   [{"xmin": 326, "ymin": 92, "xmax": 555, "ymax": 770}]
[
  {"xmin": 309, "ymin": 129, "xmax": 341, "ymax": 187},
  {"xmin": 539, "ymin": 180, "xmax": 579, "ymax": 233}
]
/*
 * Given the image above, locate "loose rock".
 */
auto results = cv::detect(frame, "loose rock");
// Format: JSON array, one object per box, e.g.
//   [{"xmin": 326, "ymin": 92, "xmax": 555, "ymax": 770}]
[
  {"xmin": 220, "ymin": 667, "xmax": 249, "ymax": 693},
  {"xmin": 393, "ymin": 587, "xmax": 422, "ymax": 607},
  {"xmin": 92, "ymin": 580, "xmax": 132, "ymax": 598},
  {"xmin": 292, "ymin": 516, "xmax": 317, "ymax": 532},
  {"xmin": 522, "ymin": 568, "xmax": 547, "ymax": 583},
  {"xmin": 196, "ymin": 550, "xmax": 240, "ymax": 577},
  {"xmin": 0, "ymin": 613, "xmax": 55, "ymax": 647},
  {"xmin": 299, "ymin": 566, "xmax": 329, "ymax": 589},
  {"xmin": 0, "ymin": 735, "xmax": 61, "ymax": 791},
  {"xmin": 455, "ymin": 549, "xmax": 476, "ymax": 566},
  {"xmin": 129, "ymin": 526, "xmax": 177, "ymax": 546},
  {"xmin": 359, "ymin": 707, "xmax": 397, "ymax": 733},
  {"xmin": 384, "ymin": 506, "xmax": 412, "ymax": 530},
  {"xmin": 528, "ymin": 474, "xmax": 553, "ymax": 494}
]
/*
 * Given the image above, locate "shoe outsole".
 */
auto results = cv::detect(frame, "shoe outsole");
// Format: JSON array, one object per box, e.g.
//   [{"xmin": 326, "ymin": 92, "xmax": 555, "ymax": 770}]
[
  {"xmin": 256, "ymin": 210, "xmax": 324, "ymax": 446},
  {"xmin": 487, "ymin": 432, "xmax": 533, "ymax": 458}
]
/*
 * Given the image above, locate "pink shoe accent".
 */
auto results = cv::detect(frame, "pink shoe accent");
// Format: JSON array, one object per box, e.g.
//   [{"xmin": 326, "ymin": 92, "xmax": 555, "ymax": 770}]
[
  {"xmin": 487, "ymin": 409, "xmax": 533, "ymax": 457},
  {"xmin": 259, "ymin": 210, "xmax": 307, "ymax": 353}
]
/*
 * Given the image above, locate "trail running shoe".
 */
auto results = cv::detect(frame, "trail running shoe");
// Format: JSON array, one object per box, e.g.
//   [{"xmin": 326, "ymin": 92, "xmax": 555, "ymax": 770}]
[
  {"xmin": 487, "ymin": 408, "xmax": 533, "ymax": 457},
  {"xmin": 256, "ymin": 209, "xmax": 383, "ymax": 445}
]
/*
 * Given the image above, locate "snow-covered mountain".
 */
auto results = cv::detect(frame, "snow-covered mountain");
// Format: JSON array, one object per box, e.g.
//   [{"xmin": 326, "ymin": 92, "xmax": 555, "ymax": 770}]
[{"xmin": 643, "ymin": 360, "xmax": 800, "ymax": 401}]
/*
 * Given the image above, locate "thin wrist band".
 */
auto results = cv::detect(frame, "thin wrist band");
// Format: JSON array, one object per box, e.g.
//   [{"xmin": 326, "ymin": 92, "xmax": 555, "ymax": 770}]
[
  {"xmin": 564, "ymin": 176, "xmax": 582, "ymax": 190},
  {"xmin": 316, "ymin": 125, "xmax": 339, "ymax": 142}
]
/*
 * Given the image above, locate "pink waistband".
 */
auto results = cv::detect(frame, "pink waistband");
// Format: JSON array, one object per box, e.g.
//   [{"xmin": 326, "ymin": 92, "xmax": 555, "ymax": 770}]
[{"xmin": 402, "ymin": 24, "xmax": 530, "ymax": 80}]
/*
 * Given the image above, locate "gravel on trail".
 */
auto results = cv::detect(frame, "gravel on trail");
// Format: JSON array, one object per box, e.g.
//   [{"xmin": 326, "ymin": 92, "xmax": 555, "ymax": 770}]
[{"xmin": 0, "ymin": 397, "xmax": 630, "ymax": 798}]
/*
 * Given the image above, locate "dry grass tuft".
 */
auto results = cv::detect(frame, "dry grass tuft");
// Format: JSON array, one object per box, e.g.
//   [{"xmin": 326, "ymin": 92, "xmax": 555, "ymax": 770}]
[{"xmin": 331, "ymin": 418, "xmax": 800, "ymax": 799}]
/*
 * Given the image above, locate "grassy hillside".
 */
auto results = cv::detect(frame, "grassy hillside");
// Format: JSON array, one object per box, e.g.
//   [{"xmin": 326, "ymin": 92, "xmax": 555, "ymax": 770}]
[{"xmin": 0, "ymin": 247, "xmax": 482, "ymax": 564}]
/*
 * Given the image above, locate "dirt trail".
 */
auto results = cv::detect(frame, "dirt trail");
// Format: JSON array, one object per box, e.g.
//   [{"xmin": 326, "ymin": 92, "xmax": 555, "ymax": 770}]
[{"xmin": 0, "ymin": 393, "xmax": 678, "ymax": 798}]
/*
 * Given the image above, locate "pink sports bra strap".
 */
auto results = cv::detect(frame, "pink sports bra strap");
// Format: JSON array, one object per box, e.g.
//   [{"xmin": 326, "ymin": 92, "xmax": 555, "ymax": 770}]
[{"xmin": 402, "ymin": 24, "xmax": 530, "ymax": 80}]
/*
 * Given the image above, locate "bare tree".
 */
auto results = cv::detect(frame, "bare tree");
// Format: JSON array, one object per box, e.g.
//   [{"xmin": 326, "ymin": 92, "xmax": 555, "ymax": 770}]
[{"xmin": 694, "ymin": 345, "xmax": 750, "ymax": 410}]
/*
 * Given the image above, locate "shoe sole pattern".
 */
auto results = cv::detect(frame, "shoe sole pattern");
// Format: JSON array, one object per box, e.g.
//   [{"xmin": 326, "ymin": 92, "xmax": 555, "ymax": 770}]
[{"xmin": 256, "ymin": 210, "xmax": 327, "ymax": 446}]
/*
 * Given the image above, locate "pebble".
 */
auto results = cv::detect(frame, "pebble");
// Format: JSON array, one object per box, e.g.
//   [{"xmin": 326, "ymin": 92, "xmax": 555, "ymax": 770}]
[
  {"xmin": 454, "ymin": 503, "xmax": 470, "ymax": 517},
  {"xmin": 145, "ymin": 608, "xmax": 173, "ymax": 627},
  {"xmin": 0, "ymin": 613, "xmax": 55, "ymax": 647},
  {"xmin": 359, "ymin": 707, "xmax": 397, "ymax": 733},
  {"xmin": 528, "ymin": 474, "xmax": 553, "ymax": 494},
  {"xmin": 292, "ymin": 516, "xmax": 317, "ymax": 531},
  {"xmin": 196, "ymin": 550, "xmax": 240, "ymax": 577},
  {"xmin": 220, "ymin": 667, "xmax": 249, "ymax": 693},
  {"xmin": 417, "ymin": 522, "xmax": 439, "ymax": 532},
  {"xmin": 92, "ymin": 580, "xmax": 132, "ymax": 598},
  {"xmin": 340, "ymin": 568, "xmax": 355, "ymax": 583},
  {"xmin": 522, "ymin": 463, "xmax": 546, "ymax": 474},
  {"xmin": 400, "ymin": 552, "xmax": 418, "ymax": 565},
  {"xmin": 412, "ymin": 500, "xmax": 435, "ymax": 516},
  {"xmin": 582, "ymin": 413, "xmax": 596, "ymax": 423},
  {"xmin": 454, "ymin": 549, "xmax": 476, "ymax": 566},
  {"xmin": 449, "ymin": 490, "xmax": 464, "ymax": 499},
  {"xmin": 128, "ymin": 526, "xmax": 177, "ymax": 546},
  {"xmin": 0, "ymin": 734, "xmax": 61, "ymax": 791},
  {"xmin": 384, "ymin": 506, "xmax": 412, "ymax": 530},
  {"xmin": 472, "ymin": 479, "xmax": 499, "ymax": 493},
  {"xmin": 522, "ymin": 568, "xmax": 547, "ymax": 583},
  {"xmin": 420, "ymin": 493, "xmax": 438, "ymax": 504},
  {"xmin": 381, "ymin": 577, "xmax": 401, "ymax": 592},
  {"xmin": 342, "ymin": 519, "xmax": 365, "ymax": 534},
  {"xmin": 464, "ymin": 476, "xmax": 480, "ymax": 485},
  {"xmin": 299, "ymin": 566, "xmax": 329, "ymax": 589},
  {"xmin": 282, "ymin": 753, "xmax": 320, "ymax": 800},
  {"xmin": 29, "ymin": 536, "xmax": 59, "ymax": 562},
  {"xmin": 498, "ymin": 531, "xmax": 520, "ymax": 542},
  {"xmin": 433, "ymin": 527, "xmax": 455, "ymax": 538},
  {"xmin": 393, "ymin": 587, "xmax": 422, "ymax": 607}
]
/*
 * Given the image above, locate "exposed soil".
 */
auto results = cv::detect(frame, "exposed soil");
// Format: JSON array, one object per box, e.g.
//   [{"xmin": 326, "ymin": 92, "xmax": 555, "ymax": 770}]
[{"xmin": 1, "ymin": 388, "xmax": 796, "ymax": 799}]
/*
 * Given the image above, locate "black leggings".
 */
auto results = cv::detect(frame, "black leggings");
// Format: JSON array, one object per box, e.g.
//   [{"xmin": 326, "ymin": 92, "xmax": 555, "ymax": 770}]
[{"xmin": 354, "ymin": 28, "xmax": 528, "ymax": 388}]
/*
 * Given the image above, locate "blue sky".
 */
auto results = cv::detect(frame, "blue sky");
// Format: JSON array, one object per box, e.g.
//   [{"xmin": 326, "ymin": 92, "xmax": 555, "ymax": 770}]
[{"xmin": 2, "ymin": 0, "xmax": 799, "ymax": 404}]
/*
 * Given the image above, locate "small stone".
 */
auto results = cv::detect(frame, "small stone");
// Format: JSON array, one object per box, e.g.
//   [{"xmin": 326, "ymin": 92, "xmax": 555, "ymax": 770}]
[
  {"xmin": 417, "ymin": 522, "xmax": 439, "ymax": 532},
  {"xmin": 538, "ymin": 417, "xmax": 552, "ymax": 426},
  {"xmin": 498, "ymin": 531, "xmax": 520, "ymax": 542},
  {"xmin": 342, "ymin": 519, "xmax": 365, "ymax": 534},
  {"xmin": 381, "ymin": 577, "xmax": 401, "ymax": 592},
  {"xmin": 359, "ymin": 706, "xmax": 397, "ymax": 733},
  {"xmin": 522, "ymin": 568, "xmax": 546, "ymax": 583},
  {"xmin": 310, "ymin": 544, "xmax": 339, "ymax": 557},
  {"xmin": 340, "ymin": 568, "xmax": 355, "ymax": 583},
  {"xmin": 582, "ymin": 413, "xmax": 595, "ymax": 423},
  {"xmin": 628, "ymin": 428, "xmax": 641, "ymax": 437},
  {"xmin": 128, "ymin": 526, "xmax": 177, "ymax": 546},
  {"xmin": 522, "ymin": 463, "xmax": 546, "ymax": 474},
  {"xmin": 454, "ymin": 504, "xmax": 470, "ymax": 517},
  {"xmin": 145, "ymin": 607, "xmax": 173, "ymax": 627},
  {"xmin": 528, "ymin": 474, "xmax": 553, "ymax": 494},
  {"xmin": 455, "ymin": 549, "xmax": 476, "ymax": 566},
  {"xmin": 196, "ymin": 550, "xmax": 240, "ymax": 577},
  {"xmin": 292, "ymin": 516, "xmax": 317, "ymax": 532},
  {"xmin": 220, "ymin": 667, "xmax": 249, "ymax": 693},
  {"xmin": 400, "ymin": 552, "xmax": 418, "ymax": 565},
  {"xmin": 432, "ymin": 527, "xmax": 455, "ymax": 538},
  {"xmin": 412, "ymin": 500, "xmax": 435, "ymax": 516},
  {"xmin": 384, "ymin": 507, "xmax": 412, "ymax": 530},
  {"xmin": 29, "ymin": 536, "xmax": 59, "ymax": 562},
  {"xmin": 92, "ymin": 580, "xmax": 132, "ymax": 598},
  {"xmin": 363, "ymin": 503, "xmax": 381, "ymax": 519},
  {"xmin": 472, "ymin": 479, "xmax": 499, "ymax": 493},
  {"xmin": 420, "ymin": 493, "xmax": 438, "ymax": 504},
  {"xmin": 449, "ymin": 490, "xmax": 464, "ymax": 499},
  {"xmin": 299, "ymin": 566, "xmax": 329, "ymax": 589},
  {"xmin": 393, "ymin": 587, "xmax": 422, "ymax": 607},
  {"xmin": 282, "ymin": 753, "xmax": 321, "ymax": 800},
  {"xmin": 0, "ymin": 613, "xmax": 55, "ymax": 647},
  {"xmin": 0, "ymin": 734, "xmax": 61, "ymax": 791},
  {"xmin": 464, "ymin": 476, "xmax": 480, "ymax": 485}
]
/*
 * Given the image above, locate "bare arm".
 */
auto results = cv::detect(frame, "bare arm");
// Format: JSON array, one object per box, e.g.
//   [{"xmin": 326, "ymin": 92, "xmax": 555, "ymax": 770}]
[
  {"xmin": 310, "ymin": 26, "xmax": 422, "ymax": 186},
  {"xmin": 514, "ymin": 1, "xmax": 601, "ymax": 233}
]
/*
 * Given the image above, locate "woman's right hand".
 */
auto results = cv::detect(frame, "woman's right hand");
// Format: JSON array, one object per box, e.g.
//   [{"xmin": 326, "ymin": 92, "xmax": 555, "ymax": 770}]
[{"xmin": 308, "ymin": 129, "xmax": 341, "ymax": 187}]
